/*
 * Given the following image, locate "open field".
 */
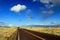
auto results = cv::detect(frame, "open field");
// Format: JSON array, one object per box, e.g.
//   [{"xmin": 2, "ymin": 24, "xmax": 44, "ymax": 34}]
[
  {"xmin": 0, "ymin": 27, "xmax": 17, "ymax": 40},
  {"xmin": 24, "ymin": 27, "xmax": 60, "ymax": 36},
  {"xmin": 0, "ymin": 27, "xmax": 60, "ymax": 40}
]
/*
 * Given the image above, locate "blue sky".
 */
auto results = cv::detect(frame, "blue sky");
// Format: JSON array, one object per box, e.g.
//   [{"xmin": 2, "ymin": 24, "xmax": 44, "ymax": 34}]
[{"xmin": 0, "ymin": 0, "xmax": 60, "ymax": 26}]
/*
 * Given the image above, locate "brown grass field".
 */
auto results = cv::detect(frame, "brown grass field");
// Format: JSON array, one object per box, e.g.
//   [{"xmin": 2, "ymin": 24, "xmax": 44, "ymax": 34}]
[
  {"xmin": 0, "ymin": 27, "xmax": 60, "ymax": 40},
  {"xmin": 24, "ymin": 27, "xmax": 60, "ymax": 36},
  {"xmin": 0, "ymin": 27, "xmax": 17, "ymax": 40}
]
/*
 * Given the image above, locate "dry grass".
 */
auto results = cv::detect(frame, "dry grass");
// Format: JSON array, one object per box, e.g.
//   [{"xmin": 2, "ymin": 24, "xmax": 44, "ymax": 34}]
[
  {"xmin": 24, "ymin": 27, "xmax": 60, "ymax": 36},
  {"xmin": 0, "ymin": 27, "xmax": 17, "ymax": 40}
]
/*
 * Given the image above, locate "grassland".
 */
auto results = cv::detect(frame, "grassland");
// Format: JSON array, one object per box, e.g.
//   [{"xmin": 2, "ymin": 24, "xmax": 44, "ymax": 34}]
[
  {"xmin": 0, "ymin": 27, "xmax": 60, "ymax": 40},
  {"xmin": 24, "ymin": 27, "xmax": 60, "ymax": 36},
  {"xmin": 0, "ymin": 27, "xmax": 17, "ymax": 40}
]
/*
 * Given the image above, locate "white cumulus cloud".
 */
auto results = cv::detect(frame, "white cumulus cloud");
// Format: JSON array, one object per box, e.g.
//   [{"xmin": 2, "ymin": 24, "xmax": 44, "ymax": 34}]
[{"xmin": 10, "ymin": 4, "xmax": 27, "ymax": 12}]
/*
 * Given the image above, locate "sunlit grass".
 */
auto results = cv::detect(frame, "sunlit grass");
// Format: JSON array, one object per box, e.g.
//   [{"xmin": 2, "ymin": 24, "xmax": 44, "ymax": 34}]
[
  {"xmin": 24, "ymin": 27, "xmax": 60, "ymax": 36},
  {"xmin": 0, "ymin": 27, "xmax": 17, "ymax": 40}
]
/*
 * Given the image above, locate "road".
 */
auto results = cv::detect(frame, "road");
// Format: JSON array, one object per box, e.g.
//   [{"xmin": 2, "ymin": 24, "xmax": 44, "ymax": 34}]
[{"xmin": 17, "ymin": 28, "xmax": 60, "ymax": 40}]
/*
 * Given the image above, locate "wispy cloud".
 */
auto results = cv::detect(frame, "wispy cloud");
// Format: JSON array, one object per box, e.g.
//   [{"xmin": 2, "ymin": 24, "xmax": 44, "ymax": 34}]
[
  {"xmin": 0, "ymin": 21, "xmax": 5, "ymax": 26},
  {"xmin": 8, "ymin": 24, "xmax": 13, "ymax": 26},
  {"xmin": 53, "ymin": 0, "xmax": 60, "ymax": 4},
  {"xmin": 48, "ymin": 10, "xmax": 54, "ymax": 14},
  {"xmin": 27, "ymin": 16, "xmax": 32, "ymax": 20},
  {"xmin": 10, "ymin": 4, "xmax": 27, "ymax": 13},
  {"xmin": 45, "ymin": 4, "xmax": 54, "ymax": 8},
  {"xmin": 51, "ymin": 21, "xmax": 57, "ymax": 25},
  {"xmin": 33, "ymin": 0, "xmax": 37, "ymax": 2},
  {"xmin": 40, "ymin": 0, "xmax": 60, "ymax": 5},
  {"xmin": 41, "ymin": 10, "xmax": 54, "ymax": 14},
  {"xmin": 40, "ymin": 0, "xmax": 51, "ymax": 4},
  {"xmin": 26, "ymin": 9, "xmax": 32, "ymax": 14}
]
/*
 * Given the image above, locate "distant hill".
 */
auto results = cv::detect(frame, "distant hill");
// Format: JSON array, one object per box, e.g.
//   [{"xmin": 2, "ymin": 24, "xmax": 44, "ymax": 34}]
[
  {"xmin": 22, "ymin": 25, "xmax": 60, "ymax": 27},
  {"xmin": 0, "ymin": 26, "xmax": 10, "ymax": 27}
]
